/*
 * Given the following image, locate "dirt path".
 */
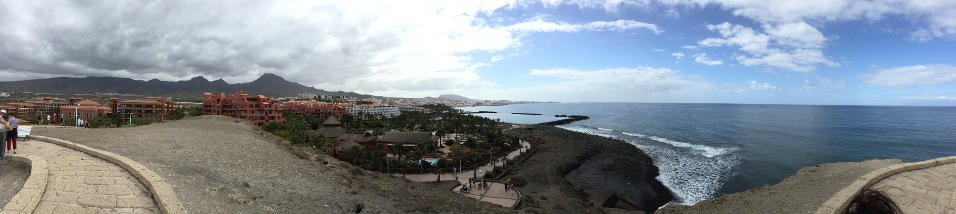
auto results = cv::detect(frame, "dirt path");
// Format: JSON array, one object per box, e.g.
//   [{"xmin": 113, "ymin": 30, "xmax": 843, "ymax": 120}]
[
  {"xmin": 0, "ymin": 160, "xmax": 28, "ymax": 206},
  {"xmin": 34, "ymin": 115, "xmax": 512, "ymax": 213},
  {"xmin": 18, "ymin": 139, "xmax": 159, "ymax": 213}
]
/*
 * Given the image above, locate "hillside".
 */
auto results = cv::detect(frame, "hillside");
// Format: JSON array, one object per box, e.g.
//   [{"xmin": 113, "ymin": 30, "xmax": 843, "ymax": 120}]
[
  {"xmin": 437, "ymin": 94, "xmax": 473, "ymax": 102},
  {"xmin": 34, "ymin": 116, "xmax": 513, "ymax": 213},
  {"xmin": 0, "ymin": 73, "xmax": 369, "ymax": 100}
]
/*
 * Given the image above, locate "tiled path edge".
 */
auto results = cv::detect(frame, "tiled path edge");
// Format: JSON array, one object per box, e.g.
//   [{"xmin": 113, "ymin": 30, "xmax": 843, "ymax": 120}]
[
  {"xmin": 816, "ymin": 156, "xmax": 956, "ymax": 214},
  {"xmin": 31, "ymin": 136, "xmax": 187, "ymax": 214},
  {"xmin": 1, "ymin": 154, "xmax": 48, "ymax": 213}
]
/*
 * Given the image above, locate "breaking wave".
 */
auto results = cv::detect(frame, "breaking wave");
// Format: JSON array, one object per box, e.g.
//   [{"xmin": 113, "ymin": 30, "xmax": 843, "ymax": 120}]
[{"xmin": 558, "ymin": 126, "xmax": 740, "ymax": 206}]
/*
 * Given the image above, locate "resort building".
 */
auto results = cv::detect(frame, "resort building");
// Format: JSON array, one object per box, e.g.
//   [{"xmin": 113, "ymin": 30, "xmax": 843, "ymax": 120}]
[
  {"xmin": 61, "ymin": 99, "xmax": 112, "ymax": 122},
  {"xmin": 114, "ymin": 97, "xmax": 178, "ymax": 121},
  {"xmin": 203, "ymin": 91, "xmax": 286, "ymax": 126},
  {"xmin": 0, "ymin": 97, "xmax": 69, "ymax": 118},
  {"xmin": 1, "ymin": 96, "xmax": 178, "ymax": 124},
  {"xmin": 345, "ymin": 103, "xmax": 401, "ymax": 118},
  {"xmin": 282, "ymin": 101, "xmax": 349, "ymax": 121}
]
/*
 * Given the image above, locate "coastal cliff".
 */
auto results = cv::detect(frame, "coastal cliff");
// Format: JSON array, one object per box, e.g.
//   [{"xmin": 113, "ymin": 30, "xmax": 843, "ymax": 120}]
[{"xmin": 504, "ymin": 124, "xmax": 674, "ymax": 213}]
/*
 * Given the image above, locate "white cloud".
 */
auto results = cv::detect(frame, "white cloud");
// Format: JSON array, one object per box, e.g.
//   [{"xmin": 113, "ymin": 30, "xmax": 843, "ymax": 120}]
[
  {"xmin": 519, "ymin": 66, "xmax": 712, "ymax": 101},
  {"xmin": 671, "ymin": 52, "xmax": 685, "ymax": 60},
  {"xmin": 665, "ymin": 8, "xmax": 681, "ymax": 19},
  {"xmin": 736, "ymin": 80, "xmax": 779, "ymax": 92},
  {"xmin": 662, "ymin": 0, "xmax": 956, "ymax": 41},
  {"xmin": 699, "ymin": 22, "xmax": 837, "ymax": 71},
  {"xmin": 681, "ymin": 45, "xmax": 698, "ymax": 50},
  {"xmin": 0, "ymin": 0, "xmax": 536, "ymax": 98},
  {"xmin": 504, "ymin": 19, "xmax": 661, "ymax": 34},
  {"xmin": 0, "ymin": 1, "xmax": 670, "ymax": 98},
  {"xmin": 859, "ymin": 64, "xmax": 956, "ymax": 87},
  {"xmin": 764, "ymin": 22, "xmax": 826, "ymax": 49},
  {"xmin": 693, "ymin": 53, "xmax": 722, "ymax": 65},
  {"xmin": 653, "ymin": 48, "xmax": 665, "ymax": 52}
]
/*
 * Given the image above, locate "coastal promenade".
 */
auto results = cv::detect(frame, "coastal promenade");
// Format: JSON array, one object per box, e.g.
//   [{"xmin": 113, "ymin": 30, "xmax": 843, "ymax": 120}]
[
  {"xmin": 16, "ymin": 138, "xmax": 160, "ymax": 213},
  {"xmin": 871, "ymin": 162, "xmax": 956, "ymax": 213},
  {"xmin": 815, "ymin": 156, "xmax": 956, "ymax": 214}
]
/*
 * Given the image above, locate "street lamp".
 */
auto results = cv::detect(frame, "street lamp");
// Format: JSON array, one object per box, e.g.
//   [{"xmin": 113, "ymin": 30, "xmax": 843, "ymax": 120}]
[{"xmin": 75, "ymin": 104, "xmax": 79, "ymax": 127}]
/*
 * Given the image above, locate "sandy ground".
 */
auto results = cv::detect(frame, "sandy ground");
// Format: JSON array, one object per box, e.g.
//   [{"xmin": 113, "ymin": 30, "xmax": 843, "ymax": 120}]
[
  {"xmin": 34, "ymin": 115, "xmax": 513, "ymax": 214},
  {"xmin": 0, "ymin": 159, "xmax": 28, "ymax": 206},
  {"xmin": 657, "ymin": 158, "xmax": 904, "ymax": 214}
]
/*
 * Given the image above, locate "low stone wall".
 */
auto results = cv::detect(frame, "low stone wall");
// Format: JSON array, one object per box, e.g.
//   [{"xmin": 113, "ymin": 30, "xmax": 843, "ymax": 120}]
[
  {"xmin": 31, "ymin": 135, "xmax": 188, "ymax": 214},
  {"xmin": 816, "ymin": 156, "xmax": 956, "ymax": 214},
  {"xmin": 1, "ymin": 154, "xmax": 48, "ymax": 213}
]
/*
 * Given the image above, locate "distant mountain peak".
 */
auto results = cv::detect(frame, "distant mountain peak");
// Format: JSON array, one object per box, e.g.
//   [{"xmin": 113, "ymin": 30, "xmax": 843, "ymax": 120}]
[
  {"xmin": 189, "ymin": 76, "xmax": 209, "ymax": 82},
  {"xmin": 0, "ymin": 73, "xmax": 371, "ymax": 101},
  {"xmin": 254, "ymin": 73, "xmax": 285, "ymax": 82}
]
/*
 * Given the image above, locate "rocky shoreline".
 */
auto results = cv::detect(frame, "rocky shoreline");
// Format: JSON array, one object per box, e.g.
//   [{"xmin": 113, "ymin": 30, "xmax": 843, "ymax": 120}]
[{"xmin": 504, "ymin": 124, "xmax": 674, "ymax": 213}]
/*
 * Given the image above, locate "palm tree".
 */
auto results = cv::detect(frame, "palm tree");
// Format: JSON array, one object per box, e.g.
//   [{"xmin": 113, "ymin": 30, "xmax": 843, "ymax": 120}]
[{"xmin": 435, "ymin": 167, "xmax": 445, "ymax": 183}]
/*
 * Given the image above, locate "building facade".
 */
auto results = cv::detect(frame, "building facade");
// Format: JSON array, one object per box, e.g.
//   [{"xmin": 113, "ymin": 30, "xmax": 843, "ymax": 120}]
[
  {"xmin": 282, "ymin": 101, "xmax": 349, "ymax": 121},
  {"xmin": 0, "ymin": 97, "xmax": 69, "ymax": 119},
  {"xmin": 61, "ymin": 99, "xmax": 112, "ymax": 123},
  {"xmin": 115, "ymin": 97, "xmax": 178, "ymax": 121},
  {"xmin": 203, "ymin": 91, "xmax": 286, "ymax": 126},
  {"xmin": 345, "ymin": 103, "xmax": 401, "ymax": 118}
]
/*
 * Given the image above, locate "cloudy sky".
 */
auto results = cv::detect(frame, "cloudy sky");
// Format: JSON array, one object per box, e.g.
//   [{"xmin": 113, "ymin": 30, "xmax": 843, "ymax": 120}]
[{"xmin": 1, "ymin": 0, "xmax": 955, "ymax": 105}]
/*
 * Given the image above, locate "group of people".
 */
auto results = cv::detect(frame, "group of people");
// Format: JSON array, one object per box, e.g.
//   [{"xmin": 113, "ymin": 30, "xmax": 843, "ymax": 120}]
[
  {"xmin": 0, "ymin": 109, "xmax": 19, "ymax": 160},
  {"xmin": 35, "ymin": 113, "xmax": 89, "ymax": 128}
]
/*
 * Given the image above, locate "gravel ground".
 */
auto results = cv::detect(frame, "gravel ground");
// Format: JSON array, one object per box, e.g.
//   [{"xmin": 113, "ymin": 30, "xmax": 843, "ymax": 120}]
[
  {"xmin": 34, "ymin": 115, "xmax": 513, "ymax": 214},
  {"xmin": 657, "ymin": 158, "xmax": 904, "ymax": 214},
  {"xmin": 0, "ymin": 159, "xmax": 28, "ymax": 206},
  {"xmin": 503, "ymin": 125, "xmax": 673, "ymax": 214}
]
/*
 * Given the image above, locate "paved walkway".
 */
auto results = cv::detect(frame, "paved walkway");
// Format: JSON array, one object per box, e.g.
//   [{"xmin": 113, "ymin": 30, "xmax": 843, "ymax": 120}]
[
  {"xmin": 871, "ymin": 162, "xmax": 956, "ymax": 213},
  {"xmin": 391, "ymin": 140, "xmax": 531, "ymax": 208},
  {"xmin": 18, "ymin": 139, "xmax": 159, "ymax": 213}
]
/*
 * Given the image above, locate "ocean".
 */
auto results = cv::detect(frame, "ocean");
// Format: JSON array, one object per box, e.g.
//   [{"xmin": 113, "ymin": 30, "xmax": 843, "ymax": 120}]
[{"xmin": 459, "ymin": 103, "xmax": 956, "ymax": 205}]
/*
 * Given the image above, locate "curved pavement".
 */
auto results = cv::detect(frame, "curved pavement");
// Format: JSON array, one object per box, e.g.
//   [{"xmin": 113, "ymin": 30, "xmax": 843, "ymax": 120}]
[
  {"xmin": 871, "ymin": 162, "xmax": 956, "ymax": 213},
  {"xmin": 17, "ymin": 139, "xmax": 159, "ymax": 213}
]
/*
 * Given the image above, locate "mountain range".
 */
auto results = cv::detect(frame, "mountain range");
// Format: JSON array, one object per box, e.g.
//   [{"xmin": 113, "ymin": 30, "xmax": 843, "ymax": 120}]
[{"xmin": 0, "ymin": 73, "xmax": 369, "ymax": 100}]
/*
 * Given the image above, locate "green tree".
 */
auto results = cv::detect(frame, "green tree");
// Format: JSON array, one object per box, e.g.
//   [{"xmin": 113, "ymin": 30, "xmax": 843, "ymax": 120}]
[{"xmin": 435, "ymin": 167, "xmax": 445, "ymax": 183}]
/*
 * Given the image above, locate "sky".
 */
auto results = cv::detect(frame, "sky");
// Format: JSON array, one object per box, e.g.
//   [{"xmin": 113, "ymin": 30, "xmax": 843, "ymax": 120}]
[{"xmin": 1, "ymin": 0, "xmax": 955, "ymax": 105}]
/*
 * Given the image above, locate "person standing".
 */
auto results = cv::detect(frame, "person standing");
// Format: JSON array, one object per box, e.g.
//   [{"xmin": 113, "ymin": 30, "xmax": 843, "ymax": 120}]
[
  {"xmin": 51, "ymin": 114, "xmax": 56, "ymax": 125},
  {"xmin": 0, "ymin": 110, "xmax": 9, "ymax": 160},
  {"xmin": 6, "ymin": 114, "xmax": 17, "ymax": 154},
  {"xmin": 46, "ymin": 114, "xmax": 51, "ymax": 125}
]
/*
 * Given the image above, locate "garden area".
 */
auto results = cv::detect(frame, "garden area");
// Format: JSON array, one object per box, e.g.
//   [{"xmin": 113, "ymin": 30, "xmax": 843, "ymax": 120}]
[{"xmin": 261, "ymin": 104, "xmax": 524, "ymax": 176}]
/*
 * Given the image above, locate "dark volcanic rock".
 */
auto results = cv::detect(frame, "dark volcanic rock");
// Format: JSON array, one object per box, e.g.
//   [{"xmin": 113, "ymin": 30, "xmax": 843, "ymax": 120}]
[{"xmin": 504, "ymin": 125, "xmax": 673, "ymax": 213}]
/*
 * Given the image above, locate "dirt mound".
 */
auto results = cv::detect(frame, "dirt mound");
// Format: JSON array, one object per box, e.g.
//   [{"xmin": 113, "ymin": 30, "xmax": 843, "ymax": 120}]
[{"xmin": 35, "ymin": 115, "xmax": 512, "ymax": 214}]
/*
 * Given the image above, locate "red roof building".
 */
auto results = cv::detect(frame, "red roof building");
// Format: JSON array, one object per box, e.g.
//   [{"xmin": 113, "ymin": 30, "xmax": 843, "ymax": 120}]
[
  {"xmin": 115, "ymin": 97, "xmax": 178, "ymax": 121},
  {"xmin": 203, "ymin": 91, "xmax": 286, "ymax": 126}
]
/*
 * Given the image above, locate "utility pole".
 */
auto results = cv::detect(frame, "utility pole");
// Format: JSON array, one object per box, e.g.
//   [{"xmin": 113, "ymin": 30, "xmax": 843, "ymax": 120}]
[{"xmin": 74, "ymin": 104, "xmax": 79, "ymax": 127}]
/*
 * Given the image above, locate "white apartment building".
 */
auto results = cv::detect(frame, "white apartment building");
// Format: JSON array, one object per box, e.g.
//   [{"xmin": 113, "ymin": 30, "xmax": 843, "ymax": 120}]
[{"xmin": 346, "ymin": 103, "xmax": 401, "ymax": 118}]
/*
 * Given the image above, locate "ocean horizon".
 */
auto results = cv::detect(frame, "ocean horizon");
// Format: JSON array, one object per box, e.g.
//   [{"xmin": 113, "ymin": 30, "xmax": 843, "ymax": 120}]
[{"xmin": 460, "ymin": 102, "xmax": 956, "ymax": 205}]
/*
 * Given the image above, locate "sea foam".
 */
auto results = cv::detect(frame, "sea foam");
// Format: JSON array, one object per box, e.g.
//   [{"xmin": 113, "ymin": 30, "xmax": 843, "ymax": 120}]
[{"xmin": 558, "ymin": 125, "xmax": 740, "ymax": 206}]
